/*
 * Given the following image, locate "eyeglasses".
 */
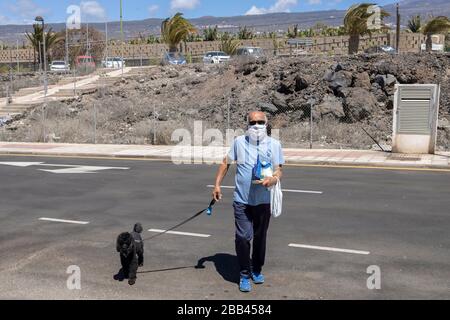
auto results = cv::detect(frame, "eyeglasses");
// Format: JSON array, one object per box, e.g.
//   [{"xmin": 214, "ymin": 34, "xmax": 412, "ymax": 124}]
[{"xmin": 249, "ymin": 120, "xmax": 266, "ymax": 125}]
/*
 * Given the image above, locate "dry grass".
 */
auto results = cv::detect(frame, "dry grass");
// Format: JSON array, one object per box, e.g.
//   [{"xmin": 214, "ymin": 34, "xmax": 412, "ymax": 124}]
[
  {"xmin": 0, "ymin": 73, "xmax": 62, "ymax": 98},
  {"xmin": 277, "ymin": 117, "xmax": 387, "ymax": 149}
]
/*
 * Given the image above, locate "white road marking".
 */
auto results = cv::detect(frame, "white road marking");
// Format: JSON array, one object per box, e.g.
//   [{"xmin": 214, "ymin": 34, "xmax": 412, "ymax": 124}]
[
  {"xmin": 0, "ymin": 162, "xmax": 129, "ymax": 174},
  {"xmin": 288, "ymin": 243, "xmax": 370, "ymax": 255},
  {"xmin": 0, "ymin": 162, "xmax": 44, "ymax": 167},
  {"xmin": 148, "ymin": 229, "xmax": 211, "ymax": 238},
  {"xmin": 39, "ymin": 166, "xmax": 129, "ymax": 174},
  {"xmin": 39, "ymin": 217, "xmax": 90, "ymax": 225},
  {"xmin": 207, "ymin": 185, "xmax": 323, "ymax": 194}
]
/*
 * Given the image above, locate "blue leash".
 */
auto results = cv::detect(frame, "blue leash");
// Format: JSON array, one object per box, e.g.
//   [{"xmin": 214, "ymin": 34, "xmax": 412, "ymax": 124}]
[{"xmin": 143, "ymin": 199, "xmax": 216, "ymax": 242}]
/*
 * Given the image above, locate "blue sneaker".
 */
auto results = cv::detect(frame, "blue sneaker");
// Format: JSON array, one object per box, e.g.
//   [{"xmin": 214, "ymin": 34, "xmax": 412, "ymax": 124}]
[
  {"xmin": 239, "ymin": 275, "xmax": 252, "ymax": 292},
  {"xmin": 251, "ymin": 272, "xmax": 265, "ymax": 284}
]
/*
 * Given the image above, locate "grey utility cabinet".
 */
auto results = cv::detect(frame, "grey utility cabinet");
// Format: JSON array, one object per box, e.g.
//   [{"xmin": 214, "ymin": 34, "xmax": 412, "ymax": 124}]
[{"xmin": 392, "ymin": 84, "xmax": 440, "ymax": 154}]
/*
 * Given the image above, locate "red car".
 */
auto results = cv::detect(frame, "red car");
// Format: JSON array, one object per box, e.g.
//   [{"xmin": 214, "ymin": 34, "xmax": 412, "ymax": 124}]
[{"xmin": 75, "ymin": 55, "xmax": 95, "ymax": 69}]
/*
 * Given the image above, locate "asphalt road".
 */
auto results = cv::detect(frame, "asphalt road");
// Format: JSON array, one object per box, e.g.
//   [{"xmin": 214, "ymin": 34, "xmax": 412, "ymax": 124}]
[{"xmin": 0, "ymin": 155, "xmax": 449, "ymax": 300}]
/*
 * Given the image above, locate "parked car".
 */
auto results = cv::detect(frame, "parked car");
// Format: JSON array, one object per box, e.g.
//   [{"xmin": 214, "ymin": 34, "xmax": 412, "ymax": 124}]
[
  {"xmin": 420, "ymin": 43, "xmax": 445, "ymax": 52},
  {"xmin": 50, "ymin": 60, "xmax": 70, "ymax": 73},
  {"xmin": 161, "ymin": 52, "xmax": 187, "ymax": 65},
  {"xmin": 235, "ymin": 47, "xmax": 265, "ymax": 59},
  {"xmin": 364, "ymin": 45, "xmax": 396, "ymax": 54},
  {"xmin": 102, "ymin": 57, "xmax": 125, "ymax": 69},
  {"xmin": 75, "ymin": 55, "xmax": 96, "ymax": 69},
  {"xmin": 235, "ymin": 46, "xmax": 267, "ymax": 64},
  {"xmin": 203, "ymin": 51, "xmax": 230, "ymax": 64}
]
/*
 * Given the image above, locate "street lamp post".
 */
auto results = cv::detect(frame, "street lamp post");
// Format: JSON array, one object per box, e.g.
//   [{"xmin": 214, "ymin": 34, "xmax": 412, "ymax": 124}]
[
  {"xmin": 35, "ymin": 16, "xmax": 47, "ymax": 95},
  {"xmin": 396, "ymin": 3, "xmax": 401, "ymax": 54},
  {"xmin": 35, "ymin": 16, "xmax": 47, "ymax": 143},
  {"xmin": 120, "ymin": 0, "xmax": 124, "ymax": 77},
  {"xmin": 65, "ymin": 27, "xmax": 69, "ymax": 73},
  {"xmin": 120, "ymin": 0, "xmax": 123, "ymax": 38}
]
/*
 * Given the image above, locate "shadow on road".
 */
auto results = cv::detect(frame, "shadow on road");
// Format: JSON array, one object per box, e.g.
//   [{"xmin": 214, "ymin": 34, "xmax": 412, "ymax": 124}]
[{"xmin": 195, "ymin": 253, "xmax": 240, "ymax": 285}]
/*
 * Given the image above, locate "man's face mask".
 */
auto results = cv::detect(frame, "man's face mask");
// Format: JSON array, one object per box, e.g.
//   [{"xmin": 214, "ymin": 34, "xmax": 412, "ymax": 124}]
[{"xmin": 247, "ymin": 120, "xmax": 267, "ymax": 142}]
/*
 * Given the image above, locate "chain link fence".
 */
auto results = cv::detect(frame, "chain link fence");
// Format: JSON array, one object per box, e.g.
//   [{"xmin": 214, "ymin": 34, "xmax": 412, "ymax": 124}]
[
  {"xmin": 437, "ymin": 112, "xmax": 450, "ymax": 151},
  {"xmin": 0, "ymin": 80, "xmax": 448, "ymax": 152}
]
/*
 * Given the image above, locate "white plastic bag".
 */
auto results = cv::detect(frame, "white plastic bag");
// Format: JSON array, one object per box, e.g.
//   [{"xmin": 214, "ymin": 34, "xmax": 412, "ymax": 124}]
[{"xmin": 269, "ymin": 177, "xmax": 283, "ymax": 218}]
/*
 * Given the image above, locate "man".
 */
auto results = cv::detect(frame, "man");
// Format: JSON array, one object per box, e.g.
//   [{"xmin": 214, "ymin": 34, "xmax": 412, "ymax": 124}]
[{"xmin": 212, "ymin": 111, "xmax": 284, "ymax": 292}]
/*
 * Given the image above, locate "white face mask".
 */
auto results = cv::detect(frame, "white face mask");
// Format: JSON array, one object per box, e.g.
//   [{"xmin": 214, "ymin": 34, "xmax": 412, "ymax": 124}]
[{"xmin": 247, "ymin": 124, "xmax": 267, "ymax": 142}]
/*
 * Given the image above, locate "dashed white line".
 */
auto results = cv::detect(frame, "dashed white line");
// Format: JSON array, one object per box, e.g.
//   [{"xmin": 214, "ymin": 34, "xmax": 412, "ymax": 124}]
[
  {"xmin": 288, "ymin": 243, "xmax": 370, "ymax": 255},
  {"xmin": 279, "ymin": 188, "xmax": 323, "ymax": 194},
  {"xmin": 39, "ymin": 218, "xmax": 90, "ymax": 225},
  {"xmin": 148, "ymin": 229, "xmax": 211, "ymax": 238},
  {"xmin": 207, "ymin": 185, "xmax": 323, "ymax": 194}
]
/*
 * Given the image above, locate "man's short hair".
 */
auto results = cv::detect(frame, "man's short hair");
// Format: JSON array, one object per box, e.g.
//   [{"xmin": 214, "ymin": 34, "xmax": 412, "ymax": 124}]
[{"xmin": 246, "ymin": 112, "xmax": 268, "ymax": 124}]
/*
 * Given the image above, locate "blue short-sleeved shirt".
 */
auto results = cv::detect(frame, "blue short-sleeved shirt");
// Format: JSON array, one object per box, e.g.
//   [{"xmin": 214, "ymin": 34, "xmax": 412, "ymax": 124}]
[{"xmin": 227, "ymin": 135, "xmax": 285, "ymax": 206}]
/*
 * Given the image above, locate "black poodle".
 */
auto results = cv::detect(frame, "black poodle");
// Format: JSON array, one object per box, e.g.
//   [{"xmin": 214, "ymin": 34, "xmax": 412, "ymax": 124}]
[{"xmin": 115, "ymin": 223, "xmax": 144, "ymax": 285}]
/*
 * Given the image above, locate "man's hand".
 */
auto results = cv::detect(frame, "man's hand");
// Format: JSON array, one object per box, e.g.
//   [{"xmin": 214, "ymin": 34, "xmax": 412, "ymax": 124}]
[
  {"xmin": 261, "ymin": 177, "xmax": 278, "ymax": 188},
  {"xmin": 212, "ymin": 185, "xmax": 222, "ymax": 202}
]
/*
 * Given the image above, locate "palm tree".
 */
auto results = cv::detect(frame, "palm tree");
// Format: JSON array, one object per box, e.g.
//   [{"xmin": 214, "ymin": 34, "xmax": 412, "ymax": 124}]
[
  {"xmin": 161, "ymin": 12, "xmax": 197, "ymax": 52},
  {"xmin": 146, "ymin": 35, "xmax": 160, "ymax": 44},
  {"xmin": 238, "ymin": 26, "xmax": 254, "ymax": 40},
  {"xmin": 407, "ymin": 15, "xmax": 422, "ymax": 33},
  {"xmin": 271, "ymin": 32, "xmax": 284, "ymax": 56},
  {"xmin": 286, "ymin": 24, "xmax": 299, "ymax": 38},
  {"xmin": 422, "ymin": 16, "xmax": 450, "ymax": 52},
  {"xmin": 220, "ymin": 33, "xmax": 239, "ymax": 55},
  {"xmin": 203, "ymin": 26, "xmax": 219, "ymax": 41},
  {"xmin": 344, "ymin": 3, "xmax": 389, "ymax": 54},
  {"xmin": 313, "ymin": 22, "xmax": 328, "ymax": 35},
  {"xmin": 26, "ymin": 23, "xmax": 61, "ymax": 66}
]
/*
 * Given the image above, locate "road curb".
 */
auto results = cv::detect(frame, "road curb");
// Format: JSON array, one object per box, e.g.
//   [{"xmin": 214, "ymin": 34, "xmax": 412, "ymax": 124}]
[{"xmin": 1, "ymin": 150, "xmax": 450, "ymax": 170}]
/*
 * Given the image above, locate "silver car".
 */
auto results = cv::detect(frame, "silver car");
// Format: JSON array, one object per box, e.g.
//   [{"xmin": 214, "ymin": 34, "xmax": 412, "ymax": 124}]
[
  {"xmin": 236, "ymin": 47, "xmax": 265, "ymax": 59},
  {"xmin": 161, "ymin": 52, "xmax": 187, "ymax": 66},
  {"xmin": 50, "ymin": 61, "xmax": 70, "ymax": 73},
  {"xmin": 102, "ymin": 57, "xmax": 125, "ymax": 69},
  {"xmin": 203, "ymin": 51, "xmax": 230, "ymax": 64}
]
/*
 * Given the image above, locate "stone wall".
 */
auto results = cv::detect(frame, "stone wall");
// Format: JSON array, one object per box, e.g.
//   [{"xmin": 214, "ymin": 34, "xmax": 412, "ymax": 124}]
[
  {"xmin": 0, "ymin": 48, "xmax": 36, "ymax": 63},
  {"xmin": 0, "ymin": 33, "xmax": 445, "ymax": 63}
]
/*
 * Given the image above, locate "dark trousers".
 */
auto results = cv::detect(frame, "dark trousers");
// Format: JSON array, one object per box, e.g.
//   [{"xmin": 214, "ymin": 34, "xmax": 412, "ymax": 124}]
[{"xmin": 233, "ymin": 201, "xmax": 271, "ymax": 277}]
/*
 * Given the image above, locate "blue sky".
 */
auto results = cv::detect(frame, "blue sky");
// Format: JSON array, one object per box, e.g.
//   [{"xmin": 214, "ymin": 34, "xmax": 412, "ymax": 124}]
[{"xmin": 0, "ymin": 0, "xmax": 395, "ymax": 24}]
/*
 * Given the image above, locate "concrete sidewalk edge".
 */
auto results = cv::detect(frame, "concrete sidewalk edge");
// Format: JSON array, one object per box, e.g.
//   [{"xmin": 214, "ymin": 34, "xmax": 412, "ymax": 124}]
[{"xmin": 1, "ymin": 149, "xmax": 450, "ymax": 170}]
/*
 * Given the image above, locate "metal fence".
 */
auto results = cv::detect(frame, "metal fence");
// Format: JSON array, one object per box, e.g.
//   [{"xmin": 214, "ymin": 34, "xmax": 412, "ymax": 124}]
[{"xmin": 1, "ymin": 88, "xmax": 449, "ymax": 152}]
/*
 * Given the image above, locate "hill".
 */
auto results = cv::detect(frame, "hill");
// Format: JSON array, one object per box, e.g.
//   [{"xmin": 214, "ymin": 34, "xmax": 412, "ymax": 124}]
[{"xmin": 0, "ymin": 0, "xmax": 449, "ymax": 44}]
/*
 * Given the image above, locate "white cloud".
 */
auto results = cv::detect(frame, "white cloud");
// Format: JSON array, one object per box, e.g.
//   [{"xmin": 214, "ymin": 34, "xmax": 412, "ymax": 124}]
[
  {"xmin": 8, "ymin": 0, "xmax": 49, "ymax": 24},
  {"xmin": 80, "ymin": 1, "xmax": 107, "ymax": 21},
  {"xmin": 148, "ymin": 5, "xmax": 159, "ymax": 17},
  {"xmin": 245, "ymin": 0, "xmax": 298, "ymax": 15},
  {"xmin": 171, "ymin": 0, "xmax": 200, "ymax": 11}
]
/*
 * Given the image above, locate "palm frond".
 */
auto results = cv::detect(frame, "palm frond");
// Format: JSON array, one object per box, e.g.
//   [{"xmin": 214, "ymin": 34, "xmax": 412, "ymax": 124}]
[
  {"xmin": 422, "ymin": 16, "xmax": 450, "ymax": 34},
  {"xmin": 407, "ymin": 15, "xmax": 422, "ymax": 33},
  {"xmin": 344, "ymin": 3, "xmax": 390, "ymax": 36},
  {"xmin": 220, "ymin": 33, "xmax": 239, "ymax": 55},
  {"xmin": 161, "ymin": 12, "xmax": 197, "ymax": 51}
]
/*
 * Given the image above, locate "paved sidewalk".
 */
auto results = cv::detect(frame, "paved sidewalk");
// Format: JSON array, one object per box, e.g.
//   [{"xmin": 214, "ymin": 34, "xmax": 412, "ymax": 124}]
[
  {"xmin": 0, "ymin": 67, "xmax": 133, "ymax": 107},
  {"xmin": 0, "ymin": 142, "xmax": 449, "ymax": 169}
]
